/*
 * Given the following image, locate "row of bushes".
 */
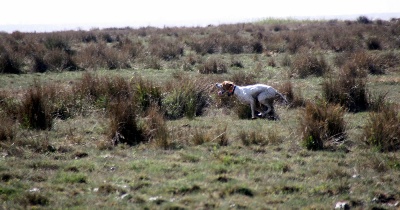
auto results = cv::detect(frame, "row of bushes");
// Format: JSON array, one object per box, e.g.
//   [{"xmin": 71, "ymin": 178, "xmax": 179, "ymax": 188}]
[{"xmin": 1, "ymin": 17, "xmax": 400, "ymax": 73}]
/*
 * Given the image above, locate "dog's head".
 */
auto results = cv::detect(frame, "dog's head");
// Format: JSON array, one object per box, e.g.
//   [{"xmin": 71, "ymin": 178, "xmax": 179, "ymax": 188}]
[{"xmin": 215, "ymin": 81, "xmax": 235, "ymax": 96}]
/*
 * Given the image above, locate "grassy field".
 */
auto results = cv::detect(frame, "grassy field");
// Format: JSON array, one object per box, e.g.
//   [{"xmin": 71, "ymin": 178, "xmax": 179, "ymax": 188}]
[{"xmin": 1, "ymin": 17, "xmax": 400, "ymax": 209}]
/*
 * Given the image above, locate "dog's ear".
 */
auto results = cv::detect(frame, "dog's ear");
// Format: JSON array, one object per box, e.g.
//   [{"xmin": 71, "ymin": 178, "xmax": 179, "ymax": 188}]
[{"xmin": 222, "ymin": 81, "xmax": 234, "ymax": 90}]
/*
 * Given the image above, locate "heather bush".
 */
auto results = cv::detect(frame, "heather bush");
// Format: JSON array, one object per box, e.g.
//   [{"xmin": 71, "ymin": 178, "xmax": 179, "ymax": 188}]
[{"xmin": 300, "ymin": 101, "xmax": 346, "ymax": 150}]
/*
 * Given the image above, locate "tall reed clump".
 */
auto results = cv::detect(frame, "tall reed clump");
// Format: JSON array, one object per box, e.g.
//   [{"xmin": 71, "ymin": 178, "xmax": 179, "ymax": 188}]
[
  {"xmin": 19, "ymin": 82, "xmax": 53, "ymax": 130},
  {"xmin": 299, "ymin": 101, "xmax": 346, "ymax": 151},
  {"xmin": 363, "ymin": 103, "xmax": 400, "ymax": 152}
]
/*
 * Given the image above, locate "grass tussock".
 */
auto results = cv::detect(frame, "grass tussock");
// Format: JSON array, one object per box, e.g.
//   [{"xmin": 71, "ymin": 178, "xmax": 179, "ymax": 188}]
[
  {"xmin": 19, "ymin": 82, "xmax": 53, "ymax": 130},
  {"xmin": 363, "ymin": 103, "xmax": 400, "ymax": 152},
  {"xmin": 278, "ymin": 81, "xmax": 305, "ymax": 108},
  {"xmin": 162, "ymin": 78, "xmax": 210, "ymax": 120},
  {"xmin": 291, "ymin": 51, "xmax": 330, "ymax": 78},
  {"xmin": 108, "ymin": 99, "xmax": 145, "ymax": 146},
  {"xmin": 239, "ymin": 130, "xmax": 267, "ymax": 146},
  {"xmin": 322, "ymin": 66, "xmax": 369, "ymax": 112},
  {"xmin": 0, "ymin": 113, "xmax": 15, "ymax": 141},
  {"xmin": 198, "ymin": 56, "xmax": 228, "ymax": 74},
  {"xmin": 299, "ymin": 101, "xmax": 346, "ymax": 150}
]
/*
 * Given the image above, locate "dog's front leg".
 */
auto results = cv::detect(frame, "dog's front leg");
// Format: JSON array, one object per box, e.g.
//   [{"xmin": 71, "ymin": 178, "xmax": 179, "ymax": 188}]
[{"xmin": 250, "ymin": 101, "xmax": 256, "ymax": 119}]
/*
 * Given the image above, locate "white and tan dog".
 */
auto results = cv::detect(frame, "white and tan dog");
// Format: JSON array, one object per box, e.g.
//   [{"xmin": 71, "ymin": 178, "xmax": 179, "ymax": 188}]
[{"xmin": 216, "ymin": 81, "xmax": 287, "ymax": 119}]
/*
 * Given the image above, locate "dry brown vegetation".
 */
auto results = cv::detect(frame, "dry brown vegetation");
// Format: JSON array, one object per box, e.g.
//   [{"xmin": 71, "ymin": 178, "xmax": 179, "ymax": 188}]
[{"xmin": 0, "ymin": 17, "xmax": 400, "ymax": 209}]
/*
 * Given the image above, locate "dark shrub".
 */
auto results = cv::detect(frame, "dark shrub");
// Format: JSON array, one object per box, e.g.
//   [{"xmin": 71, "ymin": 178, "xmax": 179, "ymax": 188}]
[
  {"xmin": 0, "ymin": 50, "xmax": 22, "ymax": 74},
  {"xmin": 300, "ymin": 101, "xmax": 346, "ymax": 150},
  {"xmin": 32, "ymin": 55, "xmax": 49, "ymax": 73},
  {"xmin": 366, "ymin": 37, "xmax": 382, "ymax": 50},
  {"xmin": 252, "ymin": 41, "xmax": 263, "ymax": 53},
  {"xmin": 357, "ymin": 16, "xmax": 372, "ymax": 24},
  {"xmin": 363, "ymin": 103, "xmax": 400, "ymax": 152},
  {"xmin": 19, "ymin": 82, "xmax": 53, "ymax": 130}
]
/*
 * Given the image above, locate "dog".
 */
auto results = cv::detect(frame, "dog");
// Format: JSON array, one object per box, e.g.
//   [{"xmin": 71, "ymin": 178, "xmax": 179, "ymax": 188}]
[{"xmin": 216, "ymin": 81, "xmax": 287, "ymax": 119}]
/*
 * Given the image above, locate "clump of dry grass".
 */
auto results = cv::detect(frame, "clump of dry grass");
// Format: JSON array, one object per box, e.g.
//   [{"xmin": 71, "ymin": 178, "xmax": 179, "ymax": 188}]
[
  {"xmin": 198, "ymin": 56, "xmax": 228, "ymax": 74},
  {"xmin": 290, "ymin": 51, "xmax": 330, "ymax": 78},
  {"xmin": 0, "ymin": 48, "xmax": 22, "ymax": 74},
  {"xmin": 278, "ymin": 81, "xmax": 305, "ymax": 108},
  {"xmin": 108, "ymin": 99, "xmax": 145, "ymax": 146},
  {"xmin": 0, "ymin": 113, "xmax": 15, "ymax": 141},
  {"xmin": 144, "ymin": 105, "xmax": 170, "ymax": 149},
  {"xmin": 238, "ymin": 130, "xmax": 267, "ymax": 146},
  {"xmin": 19, "ymin": 81, "xmax": 53, "ymax": 130},
  {"xmin": 299, "ymin": 101, "xmax": 346, "ymax": 151},
  {"xmin": 322, "ymin": 64, "xmax": 369, "ymax": 112},
  {"xmin": 363, "ymin": 103, "xmax": 400, "ymax": 152},
  {"xmin": 162, "ymin": 77, "xmax": 210, "ymax": 120}
]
